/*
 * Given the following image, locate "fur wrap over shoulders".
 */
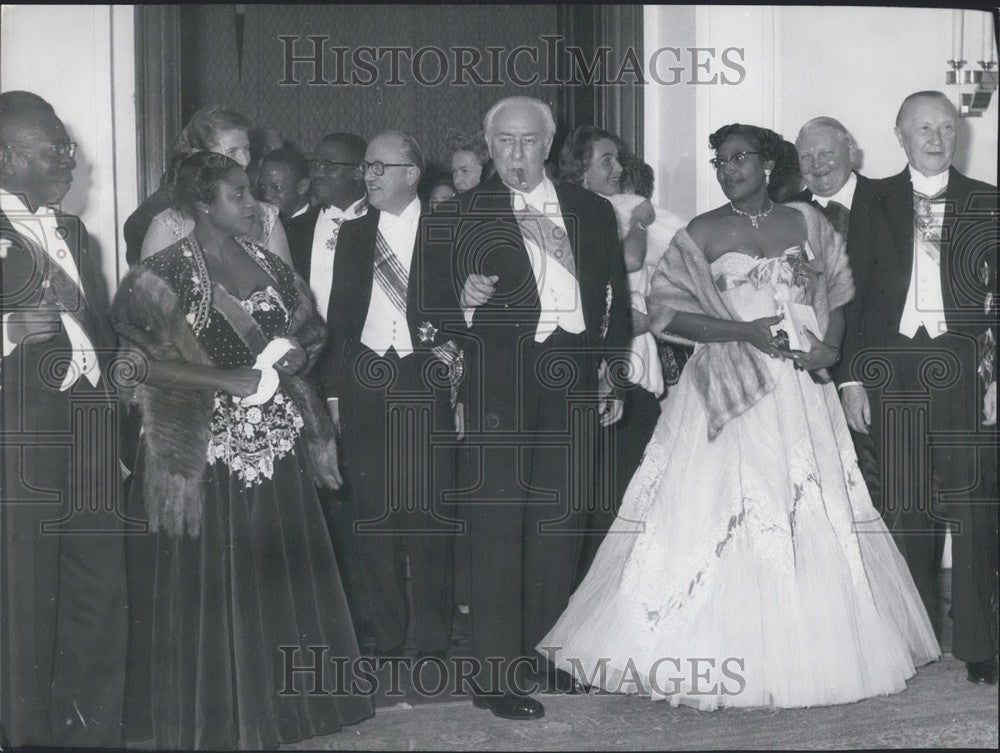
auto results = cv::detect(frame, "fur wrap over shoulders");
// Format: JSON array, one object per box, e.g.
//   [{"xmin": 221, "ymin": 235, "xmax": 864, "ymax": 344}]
[{"xmin": 109, "ymin": 240, "xmax": 339, "ymax": 537}]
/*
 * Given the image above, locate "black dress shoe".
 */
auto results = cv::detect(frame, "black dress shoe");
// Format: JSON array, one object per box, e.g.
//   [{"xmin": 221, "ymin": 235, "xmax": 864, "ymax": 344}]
[
  {"xmin": 472, "ymin": 693, "xmax": 545, "ymax": 720},
  {"xmin": 966, "ymin": 659, "xmax": 998, "ymax": 685}
]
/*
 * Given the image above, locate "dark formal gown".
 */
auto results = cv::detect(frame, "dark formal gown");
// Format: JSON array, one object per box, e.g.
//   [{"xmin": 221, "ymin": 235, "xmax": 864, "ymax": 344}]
[{"xmin": 120, "ymin": 243, "xmax": 372, "ymax": 750}]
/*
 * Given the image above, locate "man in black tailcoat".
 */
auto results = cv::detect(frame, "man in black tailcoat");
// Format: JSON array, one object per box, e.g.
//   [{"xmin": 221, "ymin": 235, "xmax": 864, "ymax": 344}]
[
  {"xmin": 322, "ymin": 130, "xmax": 458, "ymax": 660},
  {"xmin": 423, "ymin": 96, "xmax": 629, "ymax": 719},
  {"xmin": 0, "ymin": 90, "xmax": 127, "ymax": 747},
  {"xmin": 286, "ymin": 132, "xmax": 367, "ymax": 320},
  {"xmin": 839, "ymin": 91, "xmax": 998, "ymax": 685},
  {"xmin": 795, "ymin": 116, "xmax": 884, "ymax": 502}
]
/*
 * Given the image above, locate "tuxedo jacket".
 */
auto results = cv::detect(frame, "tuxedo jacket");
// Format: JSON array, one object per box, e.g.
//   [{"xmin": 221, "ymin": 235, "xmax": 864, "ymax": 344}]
[
  {"xmin": 797, "ymin": 173, "xmax": 880, "ymax": 383},
  {"xmin": 1, "ymin": 208, "xmax": 126, "ymax": 746},
  {"xmin": 796, "ymin": 171, "xmax": 879, "ymax": 256},
  {"xmin": 421, "ymin": 173, "xmax": 630, "ymax": 429},
  {"xmin": 0, "ymin": 209, "xmax": 117, "ymax": 403},
  {"xmin": 285, "ymin": 204, "xmax": 323, "ymax": 281},
  {"xmin": 321, "ymin": 206, "xmax": 461, "ymax": 404},
  {"xmin": 839, "ymin": 166, "xmax": 998, "ymax": 383}
]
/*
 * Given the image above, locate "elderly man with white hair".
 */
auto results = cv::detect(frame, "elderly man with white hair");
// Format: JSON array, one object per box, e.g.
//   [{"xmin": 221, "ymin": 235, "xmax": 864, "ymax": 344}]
[
  {"xmin": 794, "ymin": 116, "xmax": 883, "ymax": 503},
  {"xmin": 837, "ymin": 91, "xmax": 998, "ymax": 686},
  {"xmin": 423, "ymin": 96, "xmax": 629, "ymax": 719}
]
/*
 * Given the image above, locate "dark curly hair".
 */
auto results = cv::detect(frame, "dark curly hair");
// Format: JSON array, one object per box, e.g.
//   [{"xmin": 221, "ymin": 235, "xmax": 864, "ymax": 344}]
[
  {"xmin": 557, "ymin": 125, "xmax": 621, "ymax": 185},
  {"xmin": 447, "ymin": 130, "xmax": 490, "ymax": 165},
  {"xmin": 171, "ymin": 151, "xmax": 243, "ymax": 215},
  {"xmin": 708, "ymin": 123, "xmax": 785, "ymax": 171},
  {"xmin": 620, "ymin": 154, "xmax": 654, "ymax": 199}
]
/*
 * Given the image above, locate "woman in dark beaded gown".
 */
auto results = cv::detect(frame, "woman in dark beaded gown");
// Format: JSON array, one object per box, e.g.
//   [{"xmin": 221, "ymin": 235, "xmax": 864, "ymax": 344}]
[{"xmin": 111, "ymin": 152, "xmax": 372, "ymax": 750}]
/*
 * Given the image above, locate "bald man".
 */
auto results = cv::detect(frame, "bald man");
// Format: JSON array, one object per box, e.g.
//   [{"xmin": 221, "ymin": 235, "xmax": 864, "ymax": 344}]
[
  {"xmin": 321, "ymin": 131, "xmax": 459, "ymax": 660},
  {"xmin": 0, "ymin": 90, "xmax": 127, "ymax": 746},
  {"xmin": 839, "ymin": 91, "xmax": 998, "ymax": 685}
]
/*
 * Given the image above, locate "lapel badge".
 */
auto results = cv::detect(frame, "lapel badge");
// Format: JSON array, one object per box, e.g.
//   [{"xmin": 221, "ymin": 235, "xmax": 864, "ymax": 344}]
[
  {"xmin": 979, "ymin": 259, "xmax": 992, "ymax": 287},
  {"xmin": 418, "ymin": 321, "xmax": 438, "ymax": 343}
]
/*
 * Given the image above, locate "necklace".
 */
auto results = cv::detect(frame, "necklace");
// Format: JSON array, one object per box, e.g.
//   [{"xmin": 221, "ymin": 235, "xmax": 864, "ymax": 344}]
[{"xmin": 730, "ymin": 200, "xmax": 774, "ymax": 230}]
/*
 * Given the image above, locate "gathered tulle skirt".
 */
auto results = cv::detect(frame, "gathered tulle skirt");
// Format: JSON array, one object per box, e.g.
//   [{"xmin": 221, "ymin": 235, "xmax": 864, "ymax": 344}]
[{"xmin": 539, "ymin": 356, "xmax": 940, "ymax": 710}]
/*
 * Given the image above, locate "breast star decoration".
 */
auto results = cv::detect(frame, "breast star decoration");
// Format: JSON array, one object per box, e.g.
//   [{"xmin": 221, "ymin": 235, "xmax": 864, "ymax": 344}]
[{"xmin": 417, "ymin": 320, "xmax": 438, "ymax": 343}]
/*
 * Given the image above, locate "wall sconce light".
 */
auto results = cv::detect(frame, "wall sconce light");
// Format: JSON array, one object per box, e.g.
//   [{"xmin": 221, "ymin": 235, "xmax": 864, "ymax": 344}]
[{"xmin": 948, "ymin": 10, "xmax": 997, "ymax": 117}]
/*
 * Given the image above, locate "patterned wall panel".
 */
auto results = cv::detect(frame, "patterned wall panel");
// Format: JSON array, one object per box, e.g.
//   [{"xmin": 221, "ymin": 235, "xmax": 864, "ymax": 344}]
[{"xmin": 183, "ymin": 4, "xmax": 565, "ymax": 166}]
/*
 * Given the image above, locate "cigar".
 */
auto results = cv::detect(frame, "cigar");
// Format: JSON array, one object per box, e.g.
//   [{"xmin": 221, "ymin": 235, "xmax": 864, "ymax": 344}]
[{"xmin": 513, "ymin": 168, "xmax": 528, "ymax": 189}]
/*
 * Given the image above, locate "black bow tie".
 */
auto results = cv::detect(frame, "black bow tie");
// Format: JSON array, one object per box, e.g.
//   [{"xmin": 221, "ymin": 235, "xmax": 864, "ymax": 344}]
[{"xmin": 811, "ymin": 198, "xmax": 850, "ymax": 238}]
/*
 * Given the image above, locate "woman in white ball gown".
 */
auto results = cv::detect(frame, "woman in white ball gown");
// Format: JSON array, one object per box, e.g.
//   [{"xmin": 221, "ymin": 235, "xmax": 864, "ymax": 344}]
[{"xmin": 539, "ymin": 123, "xmax": 940, "ymax": 710}]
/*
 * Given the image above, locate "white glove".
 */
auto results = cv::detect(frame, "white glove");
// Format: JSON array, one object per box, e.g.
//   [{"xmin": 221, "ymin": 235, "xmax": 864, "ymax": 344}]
[{"xmin": 239, "ymin": 338, "xmax": 293, "ymax": 406}]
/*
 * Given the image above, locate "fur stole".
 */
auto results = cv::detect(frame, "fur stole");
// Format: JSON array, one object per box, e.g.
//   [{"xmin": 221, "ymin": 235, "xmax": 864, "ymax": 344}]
[
  {"xmin": 110, "ymin": 259, "xmax": 339, "ymax": 537},
  {"xmin": 648, "ymin": 203, "xmax": 853, "ymax": 439}
]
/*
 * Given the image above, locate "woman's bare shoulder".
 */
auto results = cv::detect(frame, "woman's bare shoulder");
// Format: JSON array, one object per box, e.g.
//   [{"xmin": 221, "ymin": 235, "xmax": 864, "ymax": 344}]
[{"xmin": 685, "ymin": 206, "xmax": 729, "ymax": 248}]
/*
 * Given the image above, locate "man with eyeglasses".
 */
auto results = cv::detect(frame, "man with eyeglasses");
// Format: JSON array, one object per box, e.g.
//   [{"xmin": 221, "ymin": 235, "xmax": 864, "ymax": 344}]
[
  {"xmin": 0, "ymin": 90, "xmax": 127, "ymax": 747},
  {"xmin": 285, "ymin": 132, "xmax": 367, "ymax": 320},
  {"xmin": 839, "ymin": 91, "xmax": 998, "ymax": 685},
  {"xmin": 321, "ymin": 130, "xmax": 460, "ymax": 664}
]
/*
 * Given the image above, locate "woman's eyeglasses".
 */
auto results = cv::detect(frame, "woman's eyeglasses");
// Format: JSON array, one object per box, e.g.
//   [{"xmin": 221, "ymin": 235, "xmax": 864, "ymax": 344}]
[{"xmin": 709, "ymin": 151, "xmax": 760, "ymax": 169}]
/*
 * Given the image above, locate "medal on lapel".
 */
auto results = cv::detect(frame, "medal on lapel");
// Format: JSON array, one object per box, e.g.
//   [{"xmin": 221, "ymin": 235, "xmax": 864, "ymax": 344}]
[
  {"xmin": 978, "ymin": 328, "xmax": 995, "ymax": 389},
  {"xmin": 980, "ymin": 260, "xmax": 994, "ymax": 315},
  {"xmin": 600, "ymin": 282, "xmax": 612, "ymax": 339},
  {"xmin": 417, "ymin": 321, "xmax": 438, "ymax": 344}
]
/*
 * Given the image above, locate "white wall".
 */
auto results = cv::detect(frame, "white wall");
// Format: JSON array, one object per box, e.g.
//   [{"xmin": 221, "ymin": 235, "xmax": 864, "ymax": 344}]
[
  {"xmin": 776, "ymin": 6, "xmax": 997, "ymax": 185},
  {"xmin": 0, "ymin": 4, "xmax": 137, "ymax": 291},
  {"xmin": 643, "ymin": 4, "xmax": 698, "ymax": 220},
  {"xmin": 645, "ymin": 5, "xmax": 999, "ymax": 215}
]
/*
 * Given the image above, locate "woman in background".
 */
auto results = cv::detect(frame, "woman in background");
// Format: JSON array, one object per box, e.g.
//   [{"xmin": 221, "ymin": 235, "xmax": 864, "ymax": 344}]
[
  {"xmin": 768, "ymin": 138, "xmax": 805, "ymax": 203},
  {"xmin": 132, "ymin": 105, "xmax": 292, "ymax": 266},
  {"xmin": 558, "ymin": 125, "xmax": 662, "ymax": 581},
  {"xmin": 542, "ymin": 124, "xmax": 939, "ymax": 710},
  {"xmin": 616, "ymin": 154, "xmax": 692, "ymax": 391},
  {"xmin": 447, "ymin": 130, "xmax": 495, "ymax": 193},
  {"xmin": 112, "ymin": 152, "xmax": 372, "ymax": 749}
]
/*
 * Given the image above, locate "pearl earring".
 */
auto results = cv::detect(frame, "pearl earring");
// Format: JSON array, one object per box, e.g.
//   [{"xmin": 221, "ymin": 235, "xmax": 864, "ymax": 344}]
[
  {"xmin": 583, "ymin": 177, "xmax": 589, "ymax": 188},
  {"xmin": 764, "ymin": 169, "xmax": 771, "ymax": 181}
]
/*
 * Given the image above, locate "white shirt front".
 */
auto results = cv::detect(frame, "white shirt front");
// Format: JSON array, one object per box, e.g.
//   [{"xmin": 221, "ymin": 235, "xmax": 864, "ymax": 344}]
[
  {"xmin": 1, "ymin": 189, "xmax": 100, "ymax": 389},
  {"xmin": 812, "ymin": 171, "xmax": 857, "ymax": 211},
  {"xmin": 511, "ymin": 177, "xmax": 586, "ymax": 343},
  {"xmin": 360, "ymin": 196, "xmax": 420, "ymax": 357},
  {"xmin": 309, "ymin": 196, "xmax": 367, "ymax": 319},
  {"xmin": 462, "ymin": 179, "xmax": 587, "ymax": 341},
  {"xmin": 899, "ymin": 166, "xmax": 949, "ymax": 339}
]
